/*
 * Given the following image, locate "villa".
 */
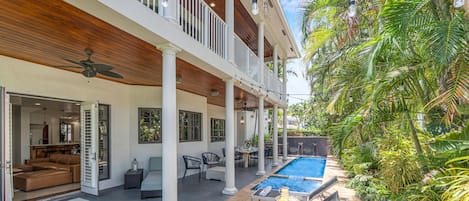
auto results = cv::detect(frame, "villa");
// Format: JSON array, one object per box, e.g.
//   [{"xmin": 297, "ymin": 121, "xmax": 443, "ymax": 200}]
[{"xmin": 0, "ymin": 0, "xmax": 300, "ymax": 200}]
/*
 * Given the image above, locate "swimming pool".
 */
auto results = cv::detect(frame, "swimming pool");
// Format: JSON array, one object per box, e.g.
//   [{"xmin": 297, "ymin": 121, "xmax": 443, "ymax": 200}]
[
  {"xmin": 276, "ymin": 157, "xmax": 326, "ymax": 178},
  {"xmin": 252, "ymin": 176, "xmax": 321, "ymax": 193},
  {"xmin": 252, "ymin": 157, "xmax": 327, "ymax": 195}
]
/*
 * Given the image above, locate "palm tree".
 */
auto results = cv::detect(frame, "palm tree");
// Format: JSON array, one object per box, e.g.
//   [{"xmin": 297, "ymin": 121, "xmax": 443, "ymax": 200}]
[{"xmin": 301, "ymin": 0, "xmax": 468, "ymax": 197}]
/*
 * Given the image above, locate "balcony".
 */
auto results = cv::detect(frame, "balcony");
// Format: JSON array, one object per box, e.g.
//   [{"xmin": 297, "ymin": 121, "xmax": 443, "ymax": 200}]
[{"xmin": 137, "ymin": 0, "xmax": 284, "ymax": 101}]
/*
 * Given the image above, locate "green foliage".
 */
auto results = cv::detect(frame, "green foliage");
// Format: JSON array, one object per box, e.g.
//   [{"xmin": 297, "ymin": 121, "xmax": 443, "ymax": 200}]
[
  {"xmin": 347, "ymin": 174, "xmax": 390, "ymax": 201},
  {"xmin": 301, "ymin": 0, "xmax": 468, "ymax": 198},
  {"xmin": 377, "ymin": 129, "xmax": 423, "ymax": 193},
  {"xmin": 250, "ymin": 133, "xmax": 272, "ymax": 147},
  {"xmin": 439, "ymin": 156, "xmax": 469, "ymax": 201},
  {"xmin": 341, "ymin": 143, "xmax": 378, "ymax": 176}
]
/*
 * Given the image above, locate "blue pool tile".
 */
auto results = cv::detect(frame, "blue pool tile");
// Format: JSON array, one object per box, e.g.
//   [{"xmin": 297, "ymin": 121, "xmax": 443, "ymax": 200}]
[
  {"xmin": 276, "ymin": 157, "xmax": 326, "ymax": 178},
  {"xmin": 253, "ymin": 176, "xmax": 321, "ymax": 193}
]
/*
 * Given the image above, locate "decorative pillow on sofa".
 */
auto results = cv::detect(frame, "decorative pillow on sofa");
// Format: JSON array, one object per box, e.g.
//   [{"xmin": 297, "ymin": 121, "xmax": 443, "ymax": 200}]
[
  {"xmin": 68, "ymin": 155, "xmax": 80, "ymax": 165},
  {"xmin": 49, "ymin": 154, "xmax": 80, "ymax": 165}
]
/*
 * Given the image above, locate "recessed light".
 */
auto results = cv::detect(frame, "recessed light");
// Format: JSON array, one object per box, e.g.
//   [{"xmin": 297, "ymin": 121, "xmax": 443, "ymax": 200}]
[
  {"xmin": 75, "ymin": 103, "xmax": 80, "ymax": 106},
  {"xmin": 34, "ymin": 103, "xmax": 41, "ymax": 106},
  {"xmin": 210, "ymin": 2, "xmax": 215, "ymax": 7}
]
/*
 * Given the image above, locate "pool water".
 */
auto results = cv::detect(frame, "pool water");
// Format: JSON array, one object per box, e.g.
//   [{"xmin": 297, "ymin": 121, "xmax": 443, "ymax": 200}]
[
  {"xmin": 253, "ymin": 176, "xmax": 321, "ymax": 193},
  {"xmin": 276, "ymin": 157, "xmax": 326, "ymax": 178}
]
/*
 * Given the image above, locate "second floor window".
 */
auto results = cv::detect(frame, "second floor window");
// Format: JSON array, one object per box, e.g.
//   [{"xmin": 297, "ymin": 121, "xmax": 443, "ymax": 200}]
[{"xmin": 179, "ymin": 110, "xmax": 202, "ymax": 142}]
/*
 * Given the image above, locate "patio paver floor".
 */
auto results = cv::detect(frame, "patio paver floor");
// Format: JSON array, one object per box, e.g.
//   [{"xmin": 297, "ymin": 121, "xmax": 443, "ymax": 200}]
[{"xmin": 55, "ymin": 160, "xmax": 273, "ymax": 201}]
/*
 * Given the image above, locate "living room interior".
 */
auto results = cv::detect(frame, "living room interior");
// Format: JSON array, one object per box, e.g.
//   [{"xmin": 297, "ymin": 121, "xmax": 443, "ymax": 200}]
[{"xmin": 10, "ymin": 95, "xmax": 82, "ymax": 200}]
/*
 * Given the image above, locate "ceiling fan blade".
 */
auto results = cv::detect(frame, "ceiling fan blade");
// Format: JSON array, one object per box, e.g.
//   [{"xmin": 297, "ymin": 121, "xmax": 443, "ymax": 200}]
[
  {"xmin": 62, "ymin": 58, "xmax": 83, "ymax": 66},
  {"xmin": 90, "ymin": 63, "xmax": 113, "ymax": 72},
  {"xmin": 55, "ymin": 65, "xmax": 82, "ymax": 69},
  {"xmin": 98, "ymin": 70, "xmax": 123, "ymax": 79}
]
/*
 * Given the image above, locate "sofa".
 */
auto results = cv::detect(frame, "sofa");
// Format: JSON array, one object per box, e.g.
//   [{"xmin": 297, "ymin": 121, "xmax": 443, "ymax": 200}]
[
  {"xmin": 27, "ymin": 153, "xmax": 81, "ymax": 183},
  {"xmin": 141, "ymin": 157, "xmax": 162, "ymax": 199},
  {"xmin": 13, "ymin": 169, "xmax": 72, "ymax": 191}
]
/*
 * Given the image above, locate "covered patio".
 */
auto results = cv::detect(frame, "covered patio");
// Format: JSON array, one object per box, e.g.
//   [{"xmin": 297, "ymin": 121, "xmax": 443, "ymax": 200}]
[{"xmin": 57, "ymin": 160, "xmax": 276, "ymax": 201}]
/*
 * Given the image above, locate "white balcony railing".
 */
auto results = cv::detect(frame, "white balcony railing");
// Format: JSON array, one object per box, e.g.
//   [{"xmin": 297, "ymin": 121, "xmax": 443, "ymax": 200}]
[
  {"xmin": 177, "ymin": 0, "xmax": 227, "ymax": 58},
  {"xmin": 137, "ymin": 0, "xmax": 284, "ymax": 100},
  {"xmin": 264, "ymin": 67, "xmax": 283, "ymax": 97},
  {"xmin": 138, "ymin": 0, "xmax": 227, "ymax": 58},
  {"xmin": 234, "ymin": 35, "xmax": 260, "ymax": 83}
]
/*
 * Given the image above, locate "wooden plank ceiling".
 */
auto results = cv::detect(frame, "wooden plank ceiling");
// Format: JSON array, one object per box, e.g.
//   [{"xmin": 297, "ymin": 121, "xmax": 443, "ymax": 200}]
[{"xmin": 0, "ymin": 1, "xmax": 272, "ymax": 109}]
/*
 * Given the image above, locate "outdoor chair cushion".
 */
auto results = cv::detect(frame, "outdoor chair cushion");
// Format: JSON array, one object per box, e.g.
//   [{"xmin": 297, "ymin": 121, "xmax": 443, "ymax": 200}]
[
  {"xmin": 148, "ymin": 157, "xmax": 162, "ymax": 171},
  {"xmin": 141, "ymin": 171, "xmax": 162, "ymax": 191}
]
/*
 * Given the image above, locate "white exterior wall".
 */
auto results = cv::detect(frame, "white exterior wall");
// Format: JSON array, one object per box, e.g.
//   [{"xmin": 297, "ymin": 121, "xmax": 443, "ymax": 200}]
[
  {"xmin": 128, "ymin": 86, "xmax": 210, "ymax": 178},
  {"xmin": 0, "ymin": 55, "xmax": 131, "ymax": 190},
  {"xmin": 175, "ymin": 90, "xmax": 208, "ymax": 176},
  {"xmin": 1, "ymin": 55, "xmax": 225, "ymax": 187}
]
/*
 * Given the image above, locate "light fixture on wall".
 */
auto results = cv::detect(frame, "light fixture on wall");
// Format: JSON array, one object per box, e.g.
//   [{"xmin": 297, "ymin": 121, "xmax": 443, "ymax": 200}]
[
  {"xmin": 263, "ymin": 0, "xmax": 269, "ymax": 17},
  {"xmin": 176, "ymin": 74, "xmax": 182, "ymax": 84},
  {"xmin": 240, "ymin": 101, "xmax": 248, "ymax": 125},
  {"xmin": 210, "ymin": 89, "xmax": 220, "ymax": 97},
  {"xmin": 251, "ymin": 0, "xmax": 259, "ymax": 15},
  {"xmin": 162, "ymin": 0, "xmax": 169, "ymax": 8},
  {"xmin": 348, "ymin": 0, "xmax": 357, "ymax": 17}
]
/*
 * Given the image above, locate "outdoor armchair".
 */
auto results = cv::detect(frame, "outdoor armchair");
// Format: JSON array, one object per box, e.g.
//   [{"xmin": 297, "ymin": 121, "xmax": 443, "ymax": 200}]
[
  {"xmin": 182, "ymin": 155, "xmax": 202, "ymax": 181},
  {"xmin": 201, "ymin": 152, "xmax": 221, "ymax": 170}
]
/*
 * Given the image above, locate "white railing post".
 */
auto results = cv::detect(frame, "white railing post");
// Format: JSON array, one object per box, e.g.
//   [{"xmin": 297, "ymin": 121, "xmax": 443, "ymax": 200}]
[
  {"xmin": 163, "ymin": 0, "xmax": 178, "ymax": 24},
  {"xmin": 203, "ymin": 6, "xmax": 209, "ymax": 47},
  {"xmin": 258, "ymin": 21, "xmax": 265, "ymax": 86},
  {"xmin": 226, "ymin": 0, "xmax": 234, "ymax": 63},
  {"xmin": 245, "ymin": 48, "xmax": 250, "ymax": 74}
]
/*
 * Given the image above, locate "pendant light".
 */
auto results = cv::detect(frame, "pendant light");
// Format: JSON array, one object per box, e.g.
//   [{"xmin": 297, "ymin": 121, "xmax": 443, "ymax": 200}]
[
  {"xmin": 252, "ymin": 0, "xmax": 259, "ymax": 15},
  {"xmin": 162, "ymin": 0, "xmax": 168, "ymax": 8},
  {"xmin": 348, "ymin": 0, "xmax": 357, "ymax": 17}
]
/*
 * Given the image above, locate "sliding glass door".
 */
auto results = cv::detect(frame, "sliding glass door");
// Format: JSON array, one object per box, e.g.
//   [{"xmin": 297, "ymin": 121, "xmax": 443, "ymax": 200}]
[{"xmin": 1, "ymin": 87, "xmax": 12, "ymax": 201}]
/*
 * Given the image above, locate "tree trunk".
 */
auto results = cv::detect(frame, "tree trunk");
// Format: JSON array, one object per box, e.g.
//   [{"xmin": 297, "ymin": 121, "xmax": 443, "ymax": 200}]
[{"xmin": 401, "ymin": 97, "xmax": 427, "ymax": 171}]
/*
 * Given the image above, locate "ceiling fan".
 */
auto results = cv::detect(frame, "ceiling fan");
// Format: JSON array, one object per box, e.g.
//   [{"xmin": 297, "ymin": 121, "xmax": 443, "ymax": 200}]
[{"xmin": 58, "ymin": 49, "xmax": 123, "ymax": 79}]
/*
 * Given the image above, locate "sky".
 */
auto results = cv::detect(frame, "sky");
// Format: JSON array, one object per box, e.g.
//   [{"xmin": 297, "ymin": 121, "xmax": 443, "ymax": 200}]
[{"xmin": 279, "ymin": 0, "xmax": 311, "ymax": 105}]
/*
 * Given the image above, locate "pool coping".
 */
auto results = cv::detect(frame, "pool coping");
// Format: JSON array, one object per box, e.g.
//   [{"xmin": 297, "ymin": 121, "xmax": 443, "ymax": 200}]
[{"xmin": 229, "ymin": 156, "xmax": 327, "ymax": 201}]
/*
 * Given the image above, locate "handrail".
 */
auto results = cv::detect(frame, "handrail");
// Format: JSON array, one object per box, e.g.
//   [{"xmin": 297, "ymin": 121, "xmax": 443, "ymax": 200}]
[{"xmin": 136, "ymin": 0, "xmax": 284, "ymax": 101}]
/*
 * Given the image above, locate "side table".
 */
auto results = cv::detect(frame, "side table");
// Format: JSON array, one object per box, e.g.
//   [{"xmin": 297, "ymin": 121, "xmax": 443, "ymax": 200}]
[{"xmin": 124, "ymin": 169, "xmax": 143, "ymax": 189}]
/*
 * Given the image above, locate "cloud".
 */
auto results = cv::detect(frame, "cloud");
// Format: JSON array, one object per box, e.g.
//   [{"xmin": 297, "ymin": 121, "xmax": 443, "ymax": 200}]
[{"xmin": 279, "ymin": 0, "xmax": 305, "ymax": 14}]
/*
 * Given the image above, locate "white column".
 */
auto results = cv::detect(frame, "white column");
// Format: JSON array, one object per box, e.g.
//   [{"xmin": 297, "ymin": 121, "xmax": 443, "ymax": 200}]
[
  {"xmin": 158, "ymin": 43, "xmax": 180, "ymax": 201},
  {"xmin": 257, "ymin": 96, "xmax": 266, "ymax": 175},
  {"xmin": 223, "ymin": 79, "xmax": 238, "ymax": 195},
  {"xmin": 282, "ymin": 59, "xmax": 288, "ymax": 161},
  {"xmin": 163, "ymin": 0, "xmax": 178, "ymax": 24},
  {"xmin": 273, "ymin": 45, "xmax": 279, "ymax": 78},
  {"xmin": 226, "ymin": 0, "xmax": 235, "ymax": 63},
  {"xmin": 272, "ymin": 105, "xmax": 279, "ymax": 166},
  {"xmin": 282, "ymin": 108, "xmax": 288, "ymax": 161},
  {"xmin": 258, "ymin": 21, "xmax": 265, "ymax": 84}
]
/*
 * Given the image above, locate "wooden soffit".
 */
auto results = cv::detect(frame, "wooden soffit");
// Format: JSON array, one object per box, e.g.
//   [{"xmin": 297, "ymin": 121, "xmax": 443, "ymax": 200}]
[{"xmin": 0, "ymin": 0, "xmax": 274, "ymax": 108}]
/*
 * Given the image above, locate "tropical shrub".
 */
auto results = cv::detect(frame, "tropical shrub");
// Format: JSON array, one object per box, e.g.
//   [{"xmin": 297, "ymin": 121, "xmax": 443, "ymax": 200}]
[
  {"xmin": 347, "ymin": 174, "xmax": 389, "ymax": 201},
  {"xmin": 439, "ymin": 156, "xmax": 469, "ymax": 201}
]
